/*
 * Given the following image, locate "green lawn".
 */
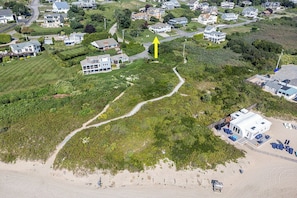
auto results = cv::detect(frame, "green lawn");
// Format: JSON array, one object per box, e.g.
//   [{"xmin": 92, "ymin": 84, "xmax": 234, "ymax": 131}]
[{"xmin": 0, "ymin": 53, "xmax": 77, "ymax": 95}]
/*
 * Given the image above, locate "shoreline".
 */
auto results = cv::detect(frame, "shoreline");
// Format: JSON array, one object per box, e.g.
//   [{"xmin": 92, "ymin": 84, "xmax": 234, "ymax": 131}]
[{"xmin": 1, "ymin": 116, "xmax": 297, "ymax": 197}]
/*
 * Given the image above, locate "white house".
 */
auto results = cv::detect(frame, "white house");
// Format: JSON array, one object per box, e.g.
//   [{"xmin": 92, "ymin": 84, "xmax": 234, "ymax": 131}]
[
  {"xmin": 221, "ymin": 1, "xmax": 235, "ymax": 9},
  {"xmin": 148, "ymin": 22, "xmax": 171, "ymax": 33},
  {"xmin": 187, "ymin": 0, "xmax": 200, "ymax": 11},
  {"xmin": 53, "ymin": 1, "xmax": 70, "ymax": 13},
  {"xmin": 242, "ymin": 7, "xmax": 258, "ymax": 18},
  {"xmin": 203, "ymin": 27, "xmax": 226, "ymax": 44},
  {"xmin": 197, "ymin": 2, "xmax": 209, "ymax": 11},
  {"xmin": 168, "ymin": 17, "xmax": 188, "ymax": 26},
  {"xmin": 10, "ymin": 40, "xmax": 41, "ymax": 56},
  {"xmin": 110, "ymin": 53, "xmax": 129, "ymax": 65},
  {"xmin": 64, "ymin": 32, "xmax": 86, "ymax": 46},
  {"xmin": 0, "ymin": 9, "xmax": 14, "ymax": 24},
  {"xmin": 72, "ymin": 0, "xmax": 96, "ymax": 8},
  {"xmin": 197, "ymin": 14, "xmax": 217, "ymax": 25},
  {"xmin": 221, "ymin": 13, "xmax": 238, "ymax": 21},
  {"xmin": 80, "ymin": 54, "xmax": 112, "ymax": 75},
  {"xmin": 263, "ymin": 1, "xmax": 281, "ymax": 10},
  {"xmin": 229, "ymin": 109, "xmax": 272, "ymax": 140},
  {"xmin": 162, "ymin": 0, "xmax": 180, "ymax": 10},
  {"xmin": 91, "ymin": 38, "xmax": 119, "ymax": 51},
  {"xmin": 290, "ymin": 0, "xmax": 297, "ymax": 3},
  {"xmin": 43, "ymin": 13, "xmax": 64, "ymax": 28}
]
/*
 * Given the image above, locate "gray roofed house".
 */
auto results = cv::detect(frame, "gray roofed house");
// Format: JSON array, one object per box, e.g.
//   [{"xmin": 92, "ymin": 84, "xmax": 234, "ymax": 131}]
[
  {"xmin": 10, "ymin": 40, "xmax": 41, "ymax": 56},
  {"xmin": 242, "ymin": 7, "xmax": 258, "ymax": 18},
  {"xmin": 264, "ymin": 80, "xmax": 282, "ymax": 94},
  {"xmin": 64, "ymin": 32, "xmax": 86, "ymax": 46},
  {"xmin": 0, "ymin": 9, "xmax": 14, "ymax": 24},
  {"xmin": 91, "ymin": 38, "xmax": 119, "ymax": 51},
  {"xmin": 221, "ymin": 13, "xmax": 238, "ymax": 21},
  {"xmin": 168, "ymin": 17, "xmax": 188, "ymax": 26},
  {"xmin": 53, "ymin": 1, "xmax": 70, "ymax": 13}
]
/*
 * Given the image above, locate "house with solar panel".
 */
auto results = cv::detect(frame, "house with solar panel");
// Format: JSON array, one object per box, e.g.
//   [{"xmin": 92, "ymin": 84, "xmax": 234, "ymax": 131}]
[{"xmin": 277, "ymin": 86, "xmax": 297, "ymax": 99}]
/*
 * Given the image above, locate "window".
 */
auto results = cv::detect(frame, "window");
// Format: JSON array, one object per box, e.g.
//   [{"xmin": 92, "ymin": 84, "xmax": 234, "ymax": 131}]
[{"xmin": 251, "ymin": 126, "xmax": 256, "ymax": 130}]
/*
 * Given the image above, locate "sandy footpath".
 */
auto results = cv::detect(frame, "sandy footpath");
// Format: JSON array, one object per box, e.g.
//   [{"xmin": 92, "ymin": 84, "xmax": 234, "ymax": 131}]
[{"xmin": 1, "ymin": 116, "xmax": 297, "ymax": 198}]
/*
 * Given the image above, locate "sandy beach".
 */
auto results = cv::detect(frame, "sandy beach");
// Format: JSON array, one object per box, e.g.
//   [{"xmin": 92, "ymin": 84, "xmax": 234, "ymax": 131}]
[{"xmin": 1, "ymin": 116, "xmax": 297, "ymax": 198}]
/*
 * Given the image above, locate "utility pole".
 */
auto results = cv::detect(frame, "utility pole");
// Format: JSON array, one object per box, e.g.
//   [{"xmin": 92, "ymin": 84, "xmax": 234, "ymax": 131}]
[
  {"xmin": 122, "ymin": 29, "xmax": 125, "ymax": 41},
  {"xmin": 104, "ymin": 18, "xmax": 106, "ymax": 30},
  {"xmin": 183, "ymin": 39, "xmax": 187, "ymax": 63}
]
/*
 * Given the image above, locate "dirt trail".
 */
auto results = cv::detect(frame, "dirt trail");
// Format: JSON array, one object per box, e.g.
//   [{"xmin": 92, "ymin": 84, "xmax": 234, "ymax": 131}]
[{"xmin": 45, "ymin": 67, "xmax": 185, "ymax": 168}]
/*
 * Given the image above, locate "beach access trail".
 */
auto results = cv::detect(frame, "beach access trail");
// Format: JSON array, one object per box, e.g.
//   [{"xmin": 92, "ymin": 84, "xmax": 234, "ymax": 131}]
[{"xmin": 45, "ymin": 67, "xmax": 185, "ymax": 168}]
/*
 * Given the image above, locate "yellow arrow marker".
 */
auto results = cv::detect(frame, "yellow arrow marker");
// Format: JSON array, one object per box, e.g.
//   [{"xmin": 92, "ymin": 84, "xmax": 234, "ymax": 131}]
[{"xmin": 152, "ymin": 36, "xmax": 160, "ymax": 59}]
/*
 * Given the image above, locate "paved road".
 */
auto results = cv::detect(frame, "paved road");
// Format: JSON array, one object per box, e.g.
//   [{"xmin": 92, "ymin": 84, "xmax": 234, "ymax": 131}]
[
  {"xmin": 26, "ymin": 0, "xmax": 40, "ymax": 26},
  {"xmin": 129, "ymin": 18, "xmax": 257, "ymax": 61}
]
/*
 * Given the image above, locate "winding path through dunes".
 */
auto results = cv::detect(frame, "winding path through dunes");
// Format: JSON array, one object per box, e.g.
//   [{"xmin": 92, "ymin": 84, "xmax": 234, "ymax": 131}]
[{"xmin": 45, "ymin": 67, "xmax": 185, "ymax": 168}]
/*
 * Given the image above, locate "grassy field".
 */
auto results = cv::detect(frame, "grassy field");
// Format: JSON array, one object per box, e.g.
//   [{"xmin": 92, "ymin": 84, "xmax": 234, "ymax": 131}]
[
  {"xmin": 0, "ymin": 53, "xmax": 77, "ymax": 95},
  {"xmin": 222, "ymin": 25, "xmax": 253, "ymax": 34},
  {"xmin": 1, "ymin": 14, "xmax": 297, "ymax": 173}
]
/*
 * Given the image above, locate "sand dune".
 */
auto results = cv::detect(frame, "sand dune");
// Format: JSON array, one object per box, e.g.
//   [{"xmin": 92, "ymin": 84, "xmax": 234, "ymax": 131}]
[{"xmin": 1, "ymin": 116, "xmax": 297, "ymax": 198}]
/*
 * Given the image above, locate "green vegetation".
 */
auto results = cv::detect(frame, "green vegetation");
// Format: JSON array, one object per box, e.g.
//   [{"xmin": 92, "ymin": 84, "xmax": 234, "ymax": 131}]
[
  {"xmin": 1, "ymin": 12, "xmax": 297, "ymax": 175},
  {"xmin": 0, "ymin": 34, "xmax": 11, "ymax": 44},
  {"xmin": 0, "ymin": 53, "xmax": 77, "ymax": 95}
]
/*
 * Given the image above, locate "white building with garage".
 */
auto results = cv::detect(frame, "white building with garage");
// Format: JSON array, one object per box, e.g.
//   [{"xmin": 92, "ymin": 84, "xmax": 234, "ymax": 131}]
[{"xmin": 229, "ymin": 109, "xmax": 271, "ymax": 140}]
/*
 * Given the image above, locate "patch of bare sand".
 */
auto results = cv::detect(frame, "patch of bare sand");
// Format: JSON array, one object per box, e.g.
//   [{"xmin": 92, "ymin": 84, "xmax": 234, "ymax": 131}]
[{"xmin": 1, "ymin": 116, "xmax": 297, "ymax": 197}]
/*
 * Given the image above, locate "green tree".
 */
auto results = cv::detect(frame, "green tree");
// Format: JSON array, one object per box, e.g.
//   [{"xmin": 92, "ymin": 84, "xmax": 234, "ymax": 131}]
[
  {"xmin": 163, "ymin": 13, "xmax": 174, "ymax": 23},
  {"xmin": 115, "ymin": 9, "xmax": 132, "ymax": 29},
  {"xmin": 91, "ymin": 14, "xmax": 104, "ymax": 22}
]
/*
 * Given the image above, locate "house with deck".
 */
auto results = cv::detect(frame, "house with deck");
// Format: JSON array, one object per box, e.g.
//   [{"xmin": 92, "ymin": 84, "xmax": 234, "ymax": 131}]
[
  {"xmin": 91, "ymin": 38, "xmax": 119, "ymax": 51},
  {"xmin": 203, "ymin": 26, "xmax": 226, "ymax": 44},
  {"xmin": 168, "ymin": 17, "xmax": 188, "ymax": 26},
  {"xmin": 43, "ymin": 13, "xmax": 64, "ymax": 28},
  {"xmin": 148, "ymin": 23, "xmax": 171, "ymax": 33},
  {"xmin": 10, "ymin": 40, "xmax": 41, "ymax": 56},
  {"xmin": 80, "ymin": 54, "xmax": 112, "ymax": 75}
]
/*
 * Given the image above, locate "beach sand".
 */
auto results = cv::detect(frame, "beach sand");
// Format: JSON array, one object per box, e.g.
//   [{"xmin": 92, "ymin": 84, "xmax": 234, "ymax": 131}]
[{"xmin": 1, "ymin": 116, "xmax": 297, "ymax": 198}]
